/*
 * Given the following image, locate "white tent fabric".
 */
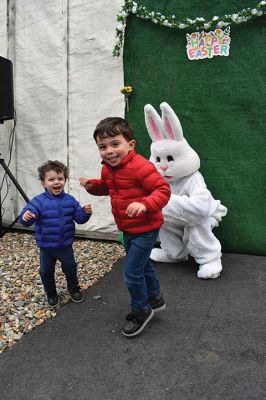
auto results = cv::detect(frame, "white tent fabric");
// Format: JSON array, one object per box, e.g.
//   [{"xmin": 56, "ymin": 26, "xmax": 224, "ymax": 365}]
[{"xmin": 0, "ymin": 0, "xmax": 124, "ymax": 239}]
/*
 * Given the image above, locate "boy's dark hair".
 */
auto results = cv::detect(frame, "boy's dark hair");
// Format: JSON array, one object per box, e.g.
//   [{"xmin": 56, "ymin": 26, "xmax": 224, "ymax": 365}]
[
  {"xmin": 38, "ymin": 160, "xmax": 68, "ymax": 181},
  {"xmin": 93, "ymin": 117, "xmax": 135, "ymax": 142}
]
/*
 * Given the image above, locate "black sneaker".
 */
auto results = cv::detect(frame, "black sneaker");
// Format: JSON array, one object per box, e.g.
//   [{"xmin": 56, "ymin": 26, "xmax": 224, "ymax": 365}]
[
  {"xmin": 47, "ymin": 291, "xmax": 59, "ymax": 308},
  {"xmin": 68, "ymin": 287, "xmax": 84, "ymax": 303},
  {"xmin": 149, "ymin": 294, "xmax": 166, "ymax": 312},
  {"xmin": 122, "ymin": 307, "xmax": 154, "ymax": 337}
]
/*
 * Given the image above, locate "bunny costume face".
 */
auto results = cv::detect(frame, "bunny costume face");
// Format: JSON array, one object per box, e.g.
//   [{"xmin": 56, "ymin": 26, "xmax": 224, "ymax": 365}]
[
  {"xmin": 145, "ymin": 102, "xmax": 200, "ymax": 181},
  {"xmin": 144, "ymin": 102, "xmax": 227, "ymax": 279}
]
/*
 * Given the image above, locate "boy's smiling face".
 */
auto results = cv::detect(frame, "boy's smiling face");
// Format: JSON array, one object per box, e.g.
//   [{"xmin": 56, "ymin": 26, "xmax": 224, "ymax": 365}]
[
  {"xmin": 41, "ymin": 170, "xmax": 66, "ymax": 196},
  {"xmin": 96, "ymin": 134, "xmax": 135, "ymax": 167}
]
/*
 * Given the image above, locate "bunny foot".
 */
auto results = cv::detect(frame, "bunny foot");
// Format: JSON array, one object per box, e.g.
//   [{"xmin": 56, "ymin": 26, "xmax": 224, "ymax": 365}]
[
  {"xmin": 150, "ymin": 248, "xmax": 188, "ymax": 263},
  {"xmin": 197, "ymin": 260, "xmax": 222, "ymax": 279}
]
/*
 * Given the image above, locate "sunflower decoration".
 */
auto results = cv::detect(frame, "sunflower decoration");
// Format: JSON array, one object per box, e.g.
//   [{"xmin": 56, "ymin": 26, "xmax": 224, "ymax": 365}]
[{"xmin": 120, "ymin": 85, "xmax": 133, "ymax": 112}]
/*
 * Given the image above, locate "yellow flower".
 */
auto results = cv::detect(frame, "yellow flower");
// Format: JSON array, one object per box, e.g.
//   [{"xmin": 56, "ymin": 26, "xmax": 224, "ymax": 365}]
[
  {"xmin": 120, "ymin": 85, "xmax": 133, "ymax": 95},
  {"xmin": 120, "ymin": 85, "xmax": 133, "ymax": 112}
]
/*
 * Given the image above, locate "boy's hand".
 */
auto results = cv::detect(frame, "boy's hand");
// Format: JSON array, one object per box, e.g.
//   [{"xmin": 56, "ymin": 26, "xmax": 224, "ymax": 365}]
[
  {"xmin": 83, "ymin": 204, "xmax": 92, "ymax": 214},
  {"xmin": 126, "ymin": 202, "xmax": 146, "ymax": 217},
  {"xmin": 79, "ymin": 177, "xmax": 93, "ymax": 190},
  {"xmin": 22, "ymin": 210, "xmax": 36, "ymax": 222}
]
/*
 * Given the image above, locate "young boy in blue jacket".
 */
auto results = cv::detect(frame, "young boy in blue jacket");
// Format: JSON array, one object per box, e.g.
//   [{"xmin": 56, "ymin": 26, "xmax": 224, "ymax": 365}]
[{"xmin": 19, "ymin": 160, "xmax": 92, "ymax": 307}]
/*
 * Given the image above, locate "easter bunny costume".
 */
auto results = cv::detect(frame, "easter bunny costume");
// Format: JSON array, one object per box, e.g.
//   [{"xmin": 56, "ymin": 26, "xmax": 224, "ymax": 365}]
[{"xmin": 144, "ymin": 102, "xmax": 227, "ymax": 279}]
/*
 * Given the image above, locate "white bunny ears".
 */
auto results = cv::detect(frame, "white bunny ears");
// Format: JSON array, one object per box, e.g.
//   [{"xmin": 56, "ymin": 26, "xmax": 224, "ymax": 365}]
[{"xmin": 144, "ymin": 102, "xmax": 184, "ymax": 142}]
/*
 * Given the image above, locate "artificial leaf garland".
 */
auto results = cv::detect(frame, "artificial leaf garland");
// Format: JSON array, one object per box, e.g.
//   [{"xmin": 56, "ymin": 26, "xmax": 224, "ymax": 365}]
[{"xmin": 113, "ymin": 0, "xmax": 266, "ymax": 56}]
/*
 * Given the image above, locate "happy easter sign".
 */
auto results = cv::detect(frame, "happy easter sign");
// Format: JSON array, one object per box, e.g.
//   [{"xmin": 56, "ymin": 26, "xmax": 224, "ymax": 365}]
[{"xmin": 186, "ymin": 27, "xmax": 231, "ymax": 60}]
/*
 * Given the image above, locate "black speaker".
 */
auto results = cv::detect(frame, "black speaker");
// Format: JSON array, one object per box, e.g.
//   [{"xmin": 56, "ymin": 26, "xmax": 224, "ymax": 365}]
[{"xmin": 0, "ymin": 56, "xmax": 14, "ymax": 123}]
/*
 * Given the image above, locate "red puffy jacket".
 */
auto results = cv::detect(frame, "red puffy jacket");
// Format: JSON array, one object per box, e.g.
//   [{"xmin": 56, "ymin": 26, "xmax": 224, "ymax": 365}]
[{"xmin": 87, "ymin": 150, "xmax": 170, "ymax": 234}]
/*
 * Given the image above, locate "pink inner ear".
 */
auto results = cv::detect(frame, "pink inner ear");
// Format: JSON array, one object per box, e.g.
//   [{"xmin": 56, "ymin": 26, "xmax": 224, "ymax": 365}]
[
  {"xmin": 148, "ymin": 117, "xmax": 161, "ymax": 140},
  {"xmin": 165, "ymin": 117, "xmax": 175, "ymax": 140}
]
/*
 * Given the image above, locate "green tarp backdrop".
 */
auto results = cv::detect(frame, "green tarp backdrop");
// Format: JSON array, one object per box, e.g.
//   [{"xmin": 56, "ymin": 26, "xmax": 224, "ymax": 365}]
[{"xmin": 123, "ymin": 0, "xmax": 266, "ymax": 256}]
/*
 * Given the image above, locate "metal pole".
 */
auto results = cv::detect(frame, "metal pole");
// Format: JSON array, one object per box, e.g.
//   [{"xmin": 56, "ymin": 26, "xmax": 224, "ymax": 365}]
[
  {"xmin": 0, "ymin": 156, "xmax": 30, "ymax": 237},
  {"xmin": 0, "ymin": 157, "xmax": 29, "ymax": 202}
]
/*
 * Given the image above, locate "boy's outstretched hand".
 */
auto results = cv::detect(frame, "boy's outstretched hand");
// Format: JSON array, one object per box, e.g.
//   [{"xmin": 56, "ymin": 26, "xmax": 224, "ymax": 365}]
[
  {"xmin": 22, "ymin": 210, "xmax": 36, "ymax": 222},
  {"xmin": 126, "ymin": 202, "xmax": 146, "ymax": 217},
  {"xmin": 83, "ymin": 204, "xmax": 92, "ymax": 214},
  {"xmin": 79, "ymin": 177, "xmax": 93, "ymax": 190}
]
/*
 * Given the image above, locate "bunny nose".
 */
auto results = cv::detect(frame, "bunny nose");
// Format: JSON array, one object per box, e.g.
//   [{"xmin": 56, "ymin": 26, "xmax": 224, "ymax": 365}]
[{"xmin": 160, "ymin": 165, "xmax": 168, "ymax": 171}]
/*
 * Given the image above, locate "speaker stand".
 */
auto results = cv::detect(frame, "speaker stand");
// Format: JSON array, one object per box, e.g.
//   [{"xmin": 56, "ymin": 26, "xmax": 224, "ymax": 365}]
[{"xmin": 0, "ymin": 155, "xmax": 29, "ymax": 237}]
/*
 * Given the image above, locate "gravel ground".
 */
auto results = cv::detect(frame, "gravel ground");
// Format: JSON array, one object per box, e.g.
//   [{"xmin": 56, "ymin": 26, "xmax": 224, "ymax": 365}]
[{"xmin": 0, "ymin": 231, "xmax": 125, "ymax": 354}]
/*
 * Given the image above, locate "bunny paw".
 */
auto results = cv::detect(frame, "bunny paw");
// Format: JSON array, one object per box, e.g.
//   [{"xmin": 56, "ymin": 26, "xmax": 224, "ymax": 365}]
[
  {"xmin": 197, "ymin": 260, "xmax": 222, "ymax": 279},
  {"xmin": 150, "ymin": 248, "xmax": 188, "ymax": 263}
]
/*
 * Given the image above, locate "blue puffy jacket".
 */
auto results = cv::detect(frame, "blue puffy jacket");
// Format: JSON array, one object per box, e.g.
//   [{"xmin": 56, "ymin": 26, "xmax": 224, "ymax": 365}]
[{"xmin": 19, "ymin": 189, "xmax": 91, "ymax": 248}]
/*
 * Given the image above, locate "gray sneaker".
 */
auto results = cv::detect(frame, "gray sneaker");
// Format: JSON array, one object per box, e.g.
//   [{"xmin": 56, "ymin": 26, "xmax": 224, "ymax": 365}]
[
  {"xmin": 149, "ymin": 295, "xmax": 166, "ymax": 312},
  {"xmin": 122, "ymin": 307, "xmax": 154, "ymax": 337},
  {"xmin": 47, "ymin": 291, "xmax": 59, "ymax": 308},
  {"xmin": 68, "ymin": 287, "xmax": 84, "ymax": 303}
]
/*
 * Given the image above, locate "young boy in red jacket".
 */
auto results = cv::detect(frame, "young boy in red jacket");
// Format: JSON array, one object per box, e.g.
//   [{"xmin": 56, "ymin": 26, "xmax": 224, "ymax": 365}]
[{"xmin": 80, "ymin": 117, "xmax": 170, "ymax": 337}]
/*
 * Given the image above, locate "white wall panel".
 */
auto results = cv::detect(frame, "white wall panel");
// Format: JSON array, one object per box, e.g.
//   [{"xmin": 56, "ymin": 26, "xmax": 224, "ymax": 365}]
[
  {"xmin": 68, "ymin": 0, "xmax": 124, "ymax": 237},
  {"xmin": 0, "ymin": 0, "xmax": 17, "ymax": 225},
  {"xmin": 15, "ymin": 1, "xmax": 68, "ymax": 213}
]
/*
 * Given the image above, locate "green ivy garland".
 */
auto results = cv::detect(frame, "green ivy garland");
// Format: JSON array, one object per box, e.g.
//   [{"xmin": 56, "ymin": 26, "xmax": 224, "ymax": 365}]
[{"xmin": 113, "ymin": 0, "xmax": 266, "ymax": 56}]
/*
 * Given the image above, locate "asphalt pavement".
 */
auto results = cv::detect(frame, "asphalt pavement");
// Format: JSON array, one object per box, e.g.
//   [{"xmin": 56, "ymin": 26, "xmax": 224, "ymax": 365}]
[{"xmin": 0, "ymin": 253, "xmax": 266, "ymax": 400}]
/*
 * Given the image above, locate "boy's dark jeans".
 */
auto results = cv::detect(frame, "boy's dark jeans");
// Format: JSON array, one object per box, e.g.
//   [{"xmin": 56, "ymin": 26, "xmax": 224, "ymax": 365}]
[
  {"xmin": 39, "ymin": 246, "xmax": 78, "ymax": 294},
  {"xmin": 123, "ymin": 229, "xmax": 160, "ymax": 311}
]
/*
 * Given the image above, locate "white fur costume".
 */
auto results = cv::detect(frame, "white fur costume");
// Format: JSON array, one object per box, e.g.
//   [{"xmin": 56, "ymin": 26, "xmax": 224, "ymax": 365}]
[{"xmin": 144, "ymin": 102, "xmax": 227, "ymax": 279}]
